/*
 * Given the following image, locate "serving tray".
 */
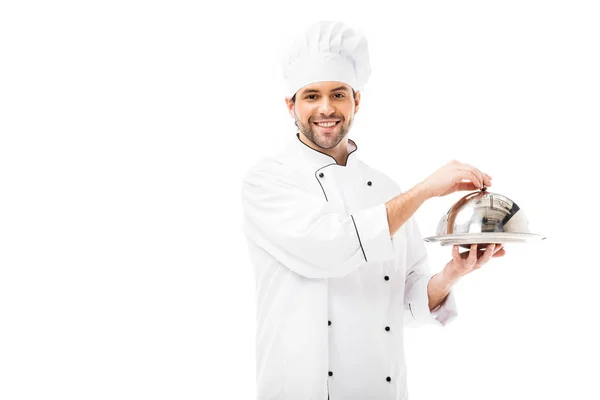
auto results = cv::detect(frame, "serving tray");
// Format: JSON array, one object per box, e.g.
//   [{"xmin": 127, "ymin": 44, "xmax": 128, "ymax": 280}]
[{"xmin": 424, "ymin": 232, "xmax": 546, "ymax": 246}]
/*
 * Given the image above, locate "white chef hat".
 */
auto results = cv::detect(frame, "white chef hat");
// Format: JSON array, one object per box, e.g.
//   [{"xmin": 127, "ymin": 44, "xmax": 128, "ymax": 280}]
[{"xmin": 281, "ymin": 21, "xmax": 371, "ymax": 98}]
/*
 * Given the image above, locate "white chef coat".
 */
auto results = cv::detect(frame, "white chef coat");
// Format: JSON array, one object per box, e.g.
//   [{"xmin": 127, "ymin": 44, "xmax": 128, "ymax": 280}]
[{"xmin": 240, "ymin": 133, "xmax": 458, "ymax": 400}]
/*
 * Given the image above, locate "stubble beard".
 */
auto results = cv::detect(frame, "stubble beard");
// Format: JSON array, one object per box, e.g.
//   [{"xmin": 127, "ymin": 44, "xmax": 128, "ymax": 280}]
[{"xmin": 295, "ymin": 115, "xmax": 354, "ymax": 150}]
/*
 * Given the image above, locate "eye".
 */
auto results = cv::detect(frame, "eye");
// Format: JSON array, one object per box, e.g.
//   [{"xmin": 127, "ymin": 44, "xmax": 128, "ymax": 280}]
[
  {"xmin": 305, "ymin": 94, "xmax": 318, "ymax": 100},
  {"xmin": 334, "ymin": 93, "xmax": 345, "ymax": 98}
]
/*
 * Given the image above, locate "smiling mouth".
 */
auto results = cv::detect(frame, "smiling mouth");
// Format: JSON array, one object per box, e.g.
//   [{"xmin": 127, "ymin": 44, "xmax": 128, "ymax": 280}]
[{"xmin": 313, "ymin": 121, "xmax": 340, "ymax": 129}]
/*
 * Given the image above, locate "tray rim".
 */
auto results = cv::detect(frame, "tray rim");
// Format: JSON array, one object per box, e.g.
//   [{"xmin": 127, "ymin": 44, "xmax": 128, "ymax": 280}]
[{"xmin": 423, "ymin": 232, "xmax": 546, "ymax": 243}]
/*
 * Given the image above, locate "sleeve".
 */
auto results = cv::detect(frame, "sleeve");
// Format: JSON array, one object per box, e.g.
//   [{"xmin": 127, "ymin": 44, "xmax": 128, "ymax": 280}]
[
  {"xmin": 403, "ymin": 216, "xmax": 458, "ymax": 327},
  {"xmin": 240, "ymin": 160, "xmax": 396, "ymax": 279}
]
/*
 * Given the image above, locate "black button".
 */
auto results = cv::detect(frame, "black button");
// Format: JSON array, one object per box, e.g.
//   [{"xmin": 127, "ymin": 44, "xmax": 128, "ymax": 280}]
[
  {"xmin": 385, "ymin": 326, "xmax": 390, "ymax": 331},
  {"xmin": 319, "ymin": 172, "xmax": 324, "ymax": 178},
  {"xmin": 328, "ymin": 320, "xmax": 331, "ymax": 326},
  {"xmin": 367, "ymin": 181, "xmax": 372, "ymax": 186},
  {"xmin": 386, "ymin": 376, "xmax": 391, "ymax": 382},
  {"xmin": 329, "ymin": 371, "xmax": 333, "ymax": 377},
  {"xmin": 384, "ymin": 275, "xmax": 389, "ymax": 281}
]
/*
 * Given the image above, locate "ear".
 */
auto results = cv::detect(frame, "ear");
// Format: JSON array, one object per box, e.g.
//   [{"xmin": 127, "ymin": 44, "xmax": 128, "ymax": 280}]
[
  {"xmin": 354, "ymin": 91, "xmax": 361, "ymax": 114},
  {"xmin": 284, "ymin": 97, "xmax": 295, "ymax": 118}
]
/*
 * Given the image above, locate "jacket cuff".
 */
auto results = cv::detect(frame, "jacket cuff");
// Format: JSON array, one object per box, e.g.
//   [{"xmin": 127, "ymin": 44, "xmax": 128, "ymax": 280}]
[
  {"xmin": 350, "ymin": 203, "xmax": 395, "ymax": 263},
  {"xmin": 408, "ymin": 273, "xmax": 458, "ymax": 327}
]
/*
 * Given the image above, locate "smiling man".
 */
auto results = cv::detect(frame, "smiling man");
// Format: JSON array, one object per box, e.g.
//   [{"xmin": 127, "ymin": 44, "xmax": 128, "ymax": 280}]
[
  {"xmin": 241, "ymin": 21, "xmax": 504, "ymax": 400},
  {"xmin": 288, "ymin": 83, "xmax": 357, "ymax": 166}
]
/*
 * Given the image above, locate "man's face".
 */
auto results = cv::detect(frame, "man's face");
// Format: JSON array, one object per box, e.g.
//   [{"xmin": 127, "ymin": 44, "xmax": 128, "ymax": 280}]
[{"xmin": 286, "ymin": 81, "xmax": 360, "ymax": 150}]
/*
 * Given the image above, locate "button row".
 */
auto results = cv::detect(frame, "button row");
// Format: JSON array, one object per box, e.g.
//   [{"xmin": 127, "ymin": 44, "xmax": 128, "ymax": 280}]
[
  {"xmin": 328, "ymin": 320, "xmax": 390, "ymax": 332},
  {"xmin": 328, "ymin": 371, "xmax": 392, "ymax": 382},
  {"xmin": 316, "ymin": 172, "xmax": 373, "ymax": 187},
  {"xmin": 328, "ymin": 269, "xmax": 391, "ymax": 385}
]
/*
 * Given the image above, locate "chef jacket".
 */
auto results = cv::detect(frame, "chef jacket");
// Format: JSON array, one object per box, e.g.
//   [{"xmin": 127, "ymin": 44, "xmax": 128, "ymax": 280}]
[{"xmin": 240, "ymin": 133, "xmax": 458, "ymax": 400}]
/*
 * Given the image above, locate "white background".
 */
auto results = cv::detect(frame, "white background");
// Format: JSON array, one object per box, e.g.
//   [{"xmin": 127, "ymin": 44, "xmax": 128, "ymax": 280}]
[{"xmin": 1, "ymin": 1, "xmax": 598, "ymax": 399}]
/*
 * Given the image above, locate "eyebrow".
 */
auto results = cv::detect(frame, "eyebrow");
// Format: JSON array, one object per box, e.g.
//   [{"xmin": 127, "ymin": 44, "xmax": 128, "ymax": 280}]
[{"xmin": 300, "ymin": 86, "xmax": 350, "ymax": 96}]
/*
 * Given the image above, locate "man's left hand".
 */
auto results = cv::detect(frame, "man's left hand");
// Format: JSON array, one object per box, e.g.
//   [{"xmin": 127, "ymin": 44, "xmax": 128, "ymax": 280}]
[{"xmin": 443, "ymin": 244, "xmax": 506, "ymax": 282}]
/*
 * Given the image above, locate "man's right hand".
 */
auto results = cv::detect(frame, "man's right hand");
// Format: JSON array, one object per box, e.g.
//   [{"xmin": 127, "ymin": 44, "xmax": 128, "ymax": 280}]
[
  {"xmin": 418, "ymin": 160, "xmax": 492, "ymax": 198},
  {"xmin": 385, "ymin": 160, "xmax": 492, "ymax": 238}
]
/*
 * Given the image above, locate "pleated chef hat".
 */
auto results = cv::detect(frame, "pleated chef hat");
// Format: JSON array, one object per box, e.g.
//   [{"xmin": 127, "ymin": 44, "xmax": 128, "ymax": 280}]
[{"xmin": 281, "ymin": 21, "xmax": 371, "ymax": 98}]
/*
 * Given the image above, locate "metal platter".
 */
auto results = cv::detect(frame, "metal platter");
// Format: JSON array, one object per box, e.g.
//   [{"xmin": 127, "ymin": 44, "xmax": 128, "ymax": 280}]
[{"xmin": 424, "ymin": 232, "xmax": 546, "ymax": 247}]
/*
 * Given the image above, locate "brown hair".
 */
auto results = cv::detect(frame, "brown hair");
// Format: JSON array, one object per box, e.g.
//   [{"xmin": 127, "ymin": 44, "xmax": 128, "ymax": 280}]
[{"xmin": 291, "ymin": 87, "xmax": 356, "ymax": 104}]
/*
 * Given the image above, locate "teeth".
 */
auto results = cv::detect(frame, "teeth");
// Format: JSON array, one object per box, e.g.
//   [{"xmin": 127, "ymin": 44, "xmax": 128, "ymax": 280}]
[{"xmin": 316, "ymin": 121, "xmax": 337, "ymax": 127}]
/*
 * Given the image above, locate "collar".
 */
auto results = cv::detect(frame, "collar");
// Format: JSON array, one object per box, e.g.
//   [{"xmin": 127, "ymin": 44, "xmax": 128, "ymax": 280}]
[{"xmin": 288, "ymin": 132, "xmax": 360, "ymax": 169}]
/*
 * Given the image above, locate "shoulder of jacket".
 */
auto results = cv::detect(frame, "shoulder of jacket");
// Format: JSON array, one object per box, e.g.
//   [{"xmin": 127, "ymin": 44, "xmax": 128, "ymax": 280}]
[{"xmin": 242, "ymin": 155, "xmax": 297, "ymax": 185}]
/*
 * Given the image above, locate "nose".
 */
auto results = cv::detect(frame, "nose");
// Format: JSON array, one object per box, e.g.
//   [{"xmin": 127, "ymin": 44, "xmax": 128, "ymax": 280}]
[{"xmin": 317, "ymin": 97, "xmax": 335, "ymax": 115}]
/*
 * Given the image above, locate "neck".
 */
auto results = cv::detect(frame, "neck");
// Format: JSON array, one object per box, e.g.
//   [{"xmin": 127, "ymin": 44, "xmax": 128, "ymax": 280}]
[{"xmin": 298, "ymin": 132, "xmax": 353, "ymax": 166}]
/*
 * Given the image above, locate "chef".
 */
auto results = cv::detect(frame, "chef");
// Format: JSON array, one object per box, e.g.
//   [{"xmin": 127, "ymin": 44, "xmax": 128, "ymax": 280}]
[{"xmin": 240, "ymin": 21, "xmax": 506, "ymax": 400}]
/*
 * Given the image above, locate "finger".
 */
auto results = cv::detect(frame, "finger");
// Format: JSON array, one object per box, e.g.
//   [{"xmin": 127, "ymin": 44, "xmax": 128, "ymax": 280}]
[
  {"xmin": 459, "ymin": 164, "xmax": 484, "ymax": 189},
  {"xmin": 452, "ymin": 245, "xmax": 461, "ymax": 262},
  {"xmin": 492, "ymin": 248, "xmax": 506, "ymax": 257},
  {"xmin": 482, "ymin": 244, "xmax": 496, "ymax": 261},
  {"xmin": 458, "ymin": 170, "xmax": 482, "ymax": 189},
  {"xmin": 459, "ymin": 169, "xmax": 482, "ymax": 189},
  {"xmin": 492, "ymin": 244, "xmax": 504, "ymax": 254},
  {"xmin": 483, "ymin": 173, "xmax": 492, "ymax": 187},
  {"xmin": 467, "ymin": 244, "xmax": 478, "ymax": 266},
  {"xmin": 476, "ymin": 244, "xmax": 496, "ymax": 268},
  {"xmin": 471, "ymin": 167, "xmax": 492, "ymax": 188},
  {"xmin": 470, "ymin": 166, "xmax": 484, "ymax": 189}
]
